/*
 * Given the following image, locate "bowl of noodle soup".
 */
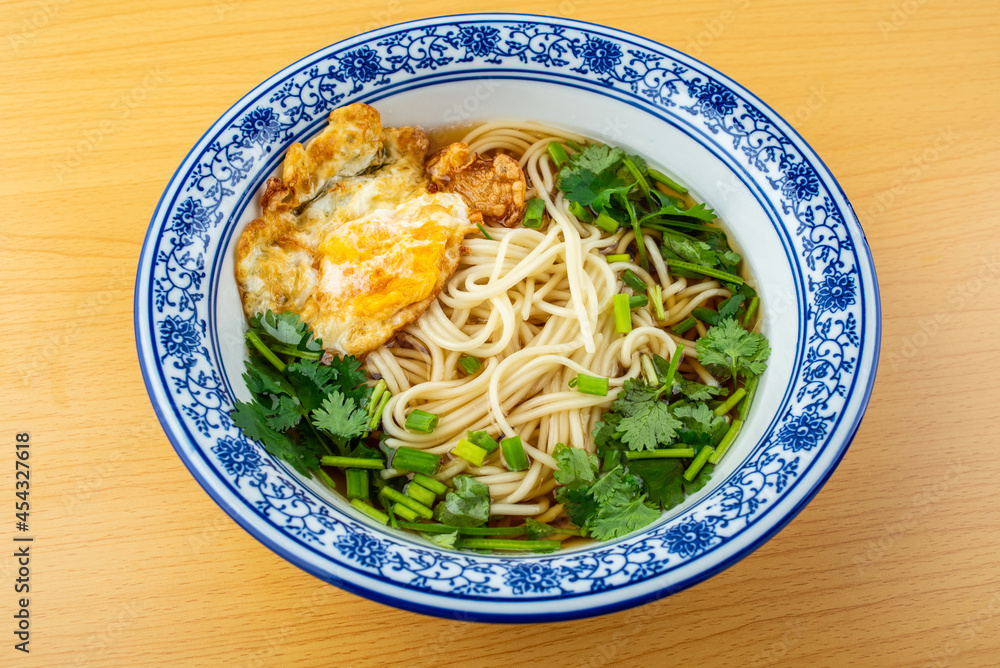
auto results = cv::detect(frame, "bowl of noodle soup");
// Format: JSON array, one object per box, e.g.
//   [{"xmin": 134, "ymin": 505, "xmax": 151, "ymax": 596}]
[{"xmin": 135, "ymin": 14, "xmax": 880, "ymax": 621}]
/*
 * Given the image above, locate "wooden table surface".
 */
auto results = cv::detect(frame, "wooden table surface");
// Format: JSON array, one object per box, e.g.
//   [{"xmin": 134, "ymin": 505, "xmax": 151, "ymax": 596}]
[{"xmin": 3, "ymin": 0, "xmax": 999, "ymax": 665}]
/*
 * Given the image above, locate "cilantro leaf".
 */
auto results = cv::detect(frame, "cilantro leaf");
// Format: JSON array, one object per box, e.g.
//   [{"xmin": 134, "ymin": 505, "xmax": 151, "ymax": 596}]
[
  {"xmin": 589, "ymin": 495, "xmax": 661, "ymax": 541},
  {"xmin": 434, "ymin": 476, "xmax": 490, "ymax": 527},
  {"xmin": 646, "ymin": 199, "xmax": 718, "ymax": 223},
  {"xmin": 311, "ymin": 391, "xmax": 368, "ymax": 442},
  {"xmin": 242, "ymin": 357, "xmax": 296, "ymax": 398},
  {"xmin": 673, "ymin": 377, "xmax": 727, "ymax": 402},
  {"xmin": 553, "ymin": 443, "xmax": 599, "ymax": 489},
  {"xmin": 626, "ymin": 459, "xmax": 687, "ymax": 509},
  {"xmin": 556, "ymin": 486, "xmax": 600, "ymax": 528},
  {"xmin": 611, "ymin": 378, "xmax": 660, "ymax": 416},
  {"xmin": 231, "ymin": 401, "xmax": 310, "ymax": 474},
  {"xmin": 265, "ymin": 395, "xmax": 303, "ymax": 431},
  {"xmin": 325, "ymin": 355, "xmax": 372, "ymax": 407},
  {"xmin": 685, "ymin": 462, "xmax": 715, "ymax": 494},
  {"xmin": 617, "ymin": 401, "xmax": 682, "ymax": 451},
  {"xmin": 423, "ymin": 531, "xmax": 459, "ymax": 549},
  {"xmin": 285, "ymin": 360, "xmax": 337, "ymax": 413},
  {"xmin": 588, "ymin": 465, "xmax": 642, "ymax": 505},
  {"xmin": 696, "ymin": 317, "xmax": 771, "ymax": 382},
  {"xmin": 249, "ymin": 310, "xmax": 323, "ymax": 352},
  {"xmin": 557, "ymin": 144, "xmax": 633, "ymax": 211},
  {"xmin": 673, "ymin": 403, "xmax": 728, "ymax": 442}
]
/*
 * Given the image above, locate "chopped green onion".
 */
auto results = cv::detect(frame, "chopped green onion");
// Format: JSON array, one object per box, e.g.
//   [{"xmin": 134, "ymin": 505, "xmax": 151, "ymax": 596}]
[
  {"xmin": 625, "ymin": 448, "xmax": 697, "ymax": 459},
  {"xmin": 650, "ymin": 284, "xmax": 666, "ymax": 320},
  {"xmin": 568, "ymin": 201, "xmax": 594, "ymax": 223},
  {"xmin": 672, "ymin": 317, "xmax": 697, "ymax": 335},
  {"xmin": 392, "ymin": 503, "xmax": 420, "ymax": 522},
  {"xmin": 367, "ymin": 379, "xmax": 388, "ymax": 417},
  {"xmin": 713, "ymin": 387, "xmax": 747, "ymax": 416},
  {"xmin": 500, "ymin": 435, "xmax": 529, "ymax": 471},
  {"xmin": 467, "ymin": 430, "xmax": 500, "ymax": 454},
  {"xmin": 367, "ymin": 390, "xmax": 391, "ymax": 431},
  {"xmin": 398, "ymin": 522, "xmax": 524, "ymax": 536},
  {"xmin": 320, "ymin": 456, "xmax": 385, "ymax": 470},
  {"xmin": 379, "ymin": 491, "xmax": 399, "ymax": 529},
  {"xmin": 613, "ymin": 293, "xmax": 632, "ymax": 333},
  {"xmin": 522, "ymin": 197, "xmax": 546, "ymax": 228},
  {"xmin": 622, "ymin": 269, "xmax": 647, "ymax": 292},
  {"xmin": 565, "ymin": 139, "xmax": 584, "ymax": 152},
  {"xmin": 382, "ymin": 487, "xmax": 434, "ymax": 519},
  {"xmin": 345, "ymin": 469, "xmax": 369, "ymax": 499},
  {"xmin": 547, "ymin": 141, "xmax": 570, "ymax": 167},
  {"xmin": 405, "ymin": 481, "xmax": 437, "ymax": 507},
  {"xmin": 569, "ymin": 373, "xmax": 609, "ymax": 396},
  {"xmin": 629, "ymin": 294, "xmax": 648, "ymax": 309},
  {"xmin": 606, "ymin": 253, "xmax": 631, "ymax": 263},
  {"xmin": 640, "ymin": 355, "xmax": 659, "ymax": 385},
  {"xmin": 743, "ymin": 295, "xmax": 760, "ymax": 328},
  {"xmin": 411, "ymin": 473, "xmax": 448, "ymax": 495},
  {"xmin": 458, "ymin": 538, "xmax": 560, "ymax": 553},
  {"xmin": 648, "ymin": 168, "xmax": 688, "ymax": 194},
  {"xmin": 659, "ymin": 343, "xmax": 684, "ymax": 398},
  {"xmin": 739, "ymin": 375, "xmax": 760, "ymax": 422},
  {"xmin": 709, "ymin": 418, "xmax": 743, "ymax": 464},
  {"xmin": 452, "ymin": 438, "xmax": 488, "ymax": 467},
  {"xmin": 667, "ymin": 260, "xmax": 744, "ymax": 285},
  {"xmin": 405, "ymin": 409, "xmax": 439, "ymax": 434},
  {"xmin": 683, "ymin": 445, "xmax": 715, "ymax": 482},
  {"xmin": 350, "ymin": 498, "xmax": 389, "ymax": 525},
  {"xmin": 315, "ymin": 469, "xmax": 337, "ymax": 490},
  {"xmin": 621, "ymin": 155, "xmax": 652, "ymax": 202},
  {"xmin": 476, "ymin": 222, "xmax": 493, "ymax": 240},
  {"xmin": 594, "ymin": 211, "xmax": 619, "ymax": 233},
  {"xmin": 245, "ymin": 330, "xmax": 285, "ymax": 372},
  {"xmin": 458, "ymin": 355, "xmax": 482, "ymax": 375},
  {"xmin": 391, "ymin": 447, "xmax": 441, "ymax": 475}
]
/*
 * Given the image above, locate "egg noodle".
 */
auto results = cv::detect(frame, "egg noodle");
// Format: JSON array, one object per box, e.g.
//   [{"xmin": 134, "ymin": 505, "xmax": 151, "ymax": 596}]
[{"xmin": 367, "ymin": 122, "xmax": 727, "ymax": 524}]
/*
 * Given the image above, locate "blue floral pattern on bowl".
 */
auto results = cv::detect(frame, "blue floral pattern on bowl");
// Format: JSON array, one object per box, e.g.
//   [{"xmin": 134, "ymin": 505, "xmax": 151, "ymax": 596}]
[{"xmin": 135, "ymin": 14, "xmax": 879, "ymax": 622}]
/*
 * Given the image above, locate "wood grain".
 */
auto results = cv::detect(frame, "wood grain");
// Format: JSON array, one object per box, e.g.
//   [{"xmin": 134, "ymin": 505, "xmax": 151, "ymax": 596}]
[{"xmin": 2, "ymin": 0, "xmax": 999, "ymax": 665}]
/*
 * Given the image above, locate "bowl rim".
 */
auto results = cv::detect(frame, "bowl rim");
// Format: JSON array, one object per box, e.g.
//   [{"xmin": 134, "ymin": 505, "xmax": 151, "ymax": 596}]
[{"xmin": 134, "ymin": 12, "xmax": 880, "ymax": 622}]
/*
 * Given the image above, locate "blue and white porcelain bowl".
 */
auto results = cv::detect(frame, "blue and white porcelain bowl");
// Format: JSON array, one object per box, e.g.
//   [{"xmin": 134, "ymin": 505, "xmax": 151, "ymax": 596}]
[{"xmin": 135, "ymin": 13, "xmax": 880, "ymax": 622}]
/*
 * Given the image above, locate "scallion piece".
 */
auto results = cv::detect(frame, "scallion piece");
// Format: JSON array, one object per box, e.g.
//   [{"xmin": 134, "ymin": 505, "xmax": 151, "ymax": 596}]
[
  {"xmin": 713, "ymin": 387, "xmax": 747, "ymax": 417},
  {"xmin": 452, "ymin": 438, "xmax": 488, "ymax": 467},
  {"xmin": 625, "ymin": 448, "xmax": 697, "ymax": 459},
  {"xmin": 709, "ymin": 418, "xmax": 743, "ymax": 464},
  {"xmin": 476, "ymin": 222, "xmax": 493, "ymax": 240},
  {"xmin": 458, "ymin": 355, "xmax": 482, "ymax": 375},
  {"xmin": 683, "ymin": 445, "xmax": 714, "ymax": 482},
  {"xmin": 382, "ymin": 487, "xmax": 434, "ymax": 519},
  {"xmin": 391, "ymin": 447, "xmax": 441, "ymax": 475},
  {"xmin": 606, "ymin": 253, "xmax": 631, "ymax": 263},
  {"xmin": 672, "ymin": 317, "xmax": 697, "ymax": 335},
  {"xmin": 500, "ymin": 435, "xmax": 529, "ymax": 471},
  {"xmin": 629, "ymin": 294, "xmax": 648, "ymax": 309},
  {"xmin": 565, "ymin": 139, "xmax": 584, "ymax": 152},
  {"xmin": 648, "ymin": 168, "xmax": 689, "ymax": 194},
  {"xmin": 568, "ymin": 201, "xmax": 594, "ymax": 223},
  {"xmin": 547, "ymin": 141, "xmax": 570, "ymax": 167},
  {"xmin": 411, "ymin": 473, "xmax": 448, "ymax": 496},
  {"xmin": 594, "ymin": 211, "xmax": 619, "ymax": 233},
  {"xmin": 467, "ymin": 430, "xmax": 500, "ymax": 454},
  {"xmin": 319, "ymin": 456, "xmax": 385, "ymax": 470},
  {"xmin": 743, "ymin": 295, "xmax": 760, "ymax": 328},
  {"xmin": 522, "ymin": 197, "xmax": 546, "ymax": 228},
  {"xmin": 367, "ymin": 379, "xmax": 388, "ymax": 418},
  {"xmin": 350, "ymin": 498, "xmax": 389, "ymax": 525},
  {"xmin": 458, "ymin": 538, "xmax": 560, "ymax": 553},
  {"xmin": 315, "ymin": 469, "xmax": 337, "ymax": 490},
  {"xmin": 739, "ymin": 375, "xmax": 759, "ymax": 422},
  {"xmin": 667, "ymin": 260, "xmax": 744, "ymax": 285},
  {"xmin": 640, "ymin": 354, "xmax": 659, "ymax": 385},
  {"xmin": 405, "ymin": 409, "xmax": 439, "ymax": 433},
  {"xmin": 392, "ymin": 503, "xmax": 420, "ymax": 522},
  {"xmin": 650, "ymin": 284, "xmax": 666, "ymax": 320},
  {"xmin": 622, "ymin": 269, "xmax": 647, "ymax": 292},
  {"xmin": 659, "ymin": 343, "xmax": 684, "ymax": 398},
  {"xmin": 569, "ymin": 373, "xmax": 609, "ymax": 396},
  {"xmin": 613, "ymin": 293, "xmax": 632, "ymax": 333},
  {"xmin": 405, "ymin": 481, "xmax": 437, "ymax": 507},
  {"xmin": 345, "ymin": 469, "xmax": 369, "ymax": 499},
  {"xmin": 245, "ymin": 330, "xmax": 285, "ymax": 372},
  {"xmin": 368, "ymin": 390, "xmax": 391, "ymax": 432}
]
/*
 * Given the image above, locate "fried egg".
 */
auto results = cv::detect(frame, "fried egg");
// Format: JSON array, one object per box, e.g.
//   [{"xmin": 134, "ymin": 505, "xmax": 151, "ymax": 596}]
[{"xmin": 236, "ymin": 103, "xmax": 479, "ymax": 357}]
